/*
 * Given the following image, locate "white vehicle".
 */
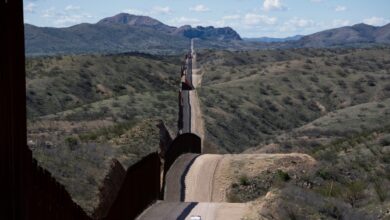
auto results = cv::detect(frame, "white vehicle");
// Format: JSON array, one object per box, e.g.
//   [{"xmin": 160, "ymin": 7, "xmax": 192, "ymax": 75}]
[{"xmin": 190, "ymin": 215, "xmax": 201, "ymax": 220}]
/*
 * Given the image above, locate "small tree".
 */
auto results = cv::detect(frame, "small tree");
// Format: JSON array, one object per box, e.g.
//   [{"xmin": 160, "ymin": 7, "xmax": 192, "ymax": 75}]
[{"xmin": 344, "ymin": 181, "xmax": 365, "ymax": 207}]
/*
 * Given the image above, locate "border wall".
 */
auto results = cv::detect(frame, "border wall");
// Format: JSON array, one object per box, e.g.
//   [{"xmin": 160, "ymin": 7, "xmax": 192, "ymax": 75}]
[{"xmin": 103, "ymin": 153, "xmax": 161, "ymax": 220}]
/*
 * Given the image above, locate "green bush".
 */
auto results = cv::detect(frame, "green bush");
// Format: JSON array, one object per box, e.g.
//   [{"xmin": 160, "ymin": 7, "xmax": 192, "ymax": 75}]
[
  {"xmin": 344, "ymin": 181, "xmax": 365, "ymax": 207},
  {"xmin": 316, "ymin": 169, "xmax": 332, "ymax": 180},
  {"xmin": 65, "ymin": 136, "xmax": 78, "ymax": 150},
  {"xmin": 276, "ymin": 170, "xmax": 291, "ymax": 182},
  {"xmin": 380, "ymin": 135, "xmax": 390, "ymax": 146},
  {"xmin": 239, "ymin": 175, "xmax": 250, "ymax": 186}
]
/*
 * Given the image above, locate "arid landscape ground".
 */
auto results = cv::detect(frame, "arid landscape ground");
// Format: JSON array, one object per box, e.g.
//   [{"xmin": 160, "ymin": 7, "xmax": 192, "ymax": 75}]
[{"xmin": 26, "ymin": 45, "xmax": 390, "ymax": 219}]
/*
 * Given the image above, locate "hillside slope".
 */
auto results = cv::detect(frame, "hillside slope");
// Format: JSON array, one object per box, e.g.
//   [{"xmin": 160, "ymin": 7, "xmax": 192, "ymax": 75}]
[
  {"xmin": 197, "ymin": 47, "xmax": 390, "ymax": 153},
  {"xmin": 26, "ymin": 53, "xmax": 180, "ymax": 214},
  {"xmin": 195, "ymin": 47, "xmax": 390, "ymax": 219}
]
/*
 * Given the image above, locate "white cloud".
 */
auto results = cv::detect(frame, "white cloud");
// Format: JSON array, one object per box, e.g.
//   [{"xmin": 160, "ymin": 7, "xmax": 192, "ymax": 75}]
[
  {"xmin": 123, "ymin": 8, "xmax": 145, "ymax": 15},
  {"xmin": 54, "ymin": 14, "xmax": 93, "ymax": 26},
  {"xmin": 65, "ymin": 5, "xmax": 81, "ymax": 11},
  {"xmin": 334, "ymin": 5, "xmax": 346, "ymax": 12},
  {"xmin": 41, "ymin": 7, "xmax": 94, "ymax": 27},
  {"xmin": 222, "ymin": 15, "xmax": 241, "ymax": 20},
  {"xmin": 24, "ymin": 3, "xmax": 36, "ymax": 13},
  {"xmin": 170, "ymin": 17, "xmax": 201, "ymax": 26},
  {"xmin": 263, "ymin": 0, "xmax": 286, "ymax": 11},
  {"xmin": 42, "ymin": 7, "xmax": 56, "ymax": 18},
  {"xmin": 152, "ymin": 6, "xmax": 172, "ymax": 15},
  {"xmin": 363, "ymin": 17, "xmax": 389, "ymax": 26},
  {"xmin": 243, "ymin": 13, "xmax": 277, "ymax": 25},
  {"xmin": 189, "ymin": 4, "xmax": 210, "ymax": 12},
  {"xmin": 310, "ymin": 0, "xmax": 324, "ymax": 2},
  {"xmin": 279, "ymin": 17, "xmax": 315, "ymax": 33},
  {"xmin": 285, "ymin": 17, "xmax": 314, "ymax": 28},
  {"xmin": 332, "ymin": 19, "xmax": 350, "ymax": 27}
]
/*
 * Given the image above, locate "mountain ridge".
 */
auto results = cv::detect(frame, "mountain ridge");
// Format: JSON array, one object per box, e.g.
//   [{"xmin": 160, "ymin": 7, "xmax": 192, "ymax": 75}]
[
  {"xmin": 25, "ymin": 13, "xmax": 242, "ymax": 55},
  {"xmin": 24, "ymin": 13, "xmax": 390, "ymax": 55},
  {"xmin": 294, "ymin": 22, "xmax": 390, "ymax": 47},
  {"xmin": 244, "ymin": 35, "xmax": 304, "ymax": 43}
]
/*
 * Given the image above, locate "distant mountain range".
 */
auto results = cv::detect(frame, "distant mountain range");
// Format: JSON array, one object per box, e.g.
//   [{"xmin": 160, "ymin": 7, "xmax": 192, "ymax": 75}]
[
  {"xmin": 24, "ymin": 13, "xmax": 390, "ymax": 55},
  {"xmin": 294, "ymin": 23, "xmax": 390, "ymax": 47},
  {"xmin": 244, "ymin": 35, "xmax": 304, "ymax": 43},
  {"xmin": 25, "ymin": 13, "xmax": 241, "ymax": 55}
]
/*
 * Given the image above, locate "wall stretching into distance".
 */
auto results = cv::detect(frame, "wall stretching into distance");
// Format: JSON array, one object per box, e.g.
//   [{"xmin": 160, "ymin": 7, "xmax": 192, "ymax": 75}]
[
  {"xmin": 1, "ymin": 1, "xmax": 201, "ymax": 219},
  {"xmin": 164, "ymin": 133, "xmax": 201, "ymax": 177},
  {"xmin": 103, "ymin": 153, "xmax": 161, "ymax": 220},
  {"xmin": 28, "ymin": 151, "xmax": 92, "ymax": 220},
  {"xmin": 1, "ymin": 0, "xmax": 27, "ymax": 218},
  {"xmin": 1, "ymin": 1, "xmax": 162, "ymax": 219},
  {"xmin": 93, "ymin": 159, "xmax": 126, "ymax": 219}
]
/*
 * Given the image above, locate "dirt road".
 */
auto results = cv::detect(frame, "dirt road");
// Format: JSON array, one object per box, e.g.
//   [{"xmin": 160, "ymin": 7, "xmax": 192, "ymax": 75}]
[
  {"xmin": 136, "ymin": 201, "xmax": 197, "ymax": 220},
  {"xmin": 189, "ymin": 40, "xmax": 205, "ymax": 148},
  {"xmin": 185, "ymin": 154, "xmax": 223, "ymax": 202},
  {"xmin": 137, "ymin": 201, "xmax": 250, "ymax": 220},
  {"xmin": 189, "ymin": 91, "xmax": 205, "ymax": 142},
  {"xmin": 185, "ymin": 202, "xmax": 250, "ymax": 220}
]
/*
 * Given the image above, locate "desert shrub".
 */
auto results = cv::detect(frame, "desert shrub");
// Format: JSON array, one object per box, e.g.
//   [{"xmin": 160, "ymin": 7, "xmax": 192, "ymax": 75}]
[
  {"xmin": 283, "ymin": 96, "xmax": 294, "ymax": 105},
  {"xmin": 65, "ymin": 136, "xmax": 78, "ymax": 150},
  {"xmin": 336, "ymin": 70, "xmax": 347, "ymax": 77},
  {"xmin": 306, "ymin": 59, "xmax": 313, "ymax": 64},
  {"xmin": 239, "ymin": 174, "xmax": 250, "ymax": 186},
  {"xmin": 337, "ymin": 80, "xmax": 347, "ymax": 89},
  {"xmin": 303, "ymin": 64, "xmax": 312, "ymax": 70},
  {"xmin": 376, "ymin": 103, "xmax": 386, "ymax": 108},
  {"xmin": 324, "ymin": 60, "xmax": 332, "ymax": 66},
  {"xmin": 315, "ymin": 181, "xmax": 343, "ymax": 198},
  {"xmin": 383, "ymin": 84, "xmax": 390, "ymax": 91},
  {"xmin": 373, "ymin": 180, "xmax": 387, "ymax": 202},
  {"xmin": 316, "ymin": 169, "xmax": 333, "ymax": 180},
  {"xmin": 380, "ymin": 135, "xmax": 390, "ymax": 146},
  {"xmin": 343, "ymin": 181, "xmax": 365, "ymax": 207},
  {"xmin": 211, "ymin": 75, "xmax": 222, "ymax": 80},
  {"xmin": 310, "ymin": 76, "xmax": 319, "ymax": 83},
  {"xmin": 227, "ymin": 170, "xmax": 284, "ymax": 203},
  {"xmin": 319, "ymin": 203, "xmax": 342, "ymax": 219},
  {"xmin": 112, "ymin": 101, "xmax": 121, "ymax": 108},
  {"xmin": 276, "ymin": 170, "xmax": 291, "ymax": 182}
]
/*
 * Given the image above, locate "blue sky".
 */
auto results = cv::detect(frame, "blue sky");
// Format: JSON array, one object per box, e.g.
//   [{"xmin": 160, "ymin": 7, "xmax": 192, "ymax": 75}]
[{"xmin": 23, "ymin": 0, "xmax": 390, "ymax": 38}]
